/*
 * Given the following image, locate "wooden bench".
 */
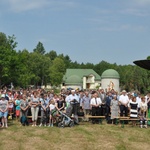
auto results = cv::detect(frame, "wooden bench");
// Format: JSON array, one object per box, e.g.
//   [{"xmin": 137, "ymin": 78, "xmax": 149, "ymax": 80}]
[
  {"xmin": 86, "ymin": 115, "xmax": 105, "ymax": 119},
  {"xmin": 27, "ymin": 115, "xmax": 150, "ymax": 127},
  {"xmin": 117, "ymin": 117, "xmax": 150, "ymax": 128},
  {"xmin": 86, "ymin": 115, "xmax": 106, "ymax": 124}
]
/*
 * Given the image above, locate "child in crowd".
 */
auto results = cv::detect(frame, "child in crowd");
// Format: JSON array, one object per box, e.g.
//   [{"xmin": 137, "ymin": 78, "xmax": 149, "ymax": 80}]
[
  {"xmin": 49, "ymin": 99, "xmax": 57, "ymax": 127},
  {"xmin": 8, "ymin": 99, "xmax": 14, "ymax": 119},
  {"xmin": 8, "ymin": 100, "xmax": 14, "ymax": 114},
  {"xmin": 15, "ymin": 95, "xmax": 21, "ymax": 121}
]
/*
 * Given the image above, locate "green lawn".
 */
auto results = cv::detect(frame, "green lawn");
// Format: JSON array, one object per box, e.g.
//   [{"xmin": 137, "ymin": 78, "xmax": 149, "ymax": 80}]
[{"xmin": 0, "ymin": 120, "xmax": 149, "ymax": 150}]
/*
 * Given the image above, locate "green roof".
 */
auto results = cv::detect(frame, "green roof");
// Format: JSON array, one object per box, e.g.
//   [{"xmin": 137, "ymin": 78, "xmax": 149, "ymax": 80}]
[
  {"xmin": 63, "ymin": 69, "xmax": 101, "ymax": 84},
  {"xmin": 101, "ymin": 69, "xmax": 120, "ymax": 79},
  {"xmin": 66, "ymin": 75, "xmax": 82, "ymax": 84}
]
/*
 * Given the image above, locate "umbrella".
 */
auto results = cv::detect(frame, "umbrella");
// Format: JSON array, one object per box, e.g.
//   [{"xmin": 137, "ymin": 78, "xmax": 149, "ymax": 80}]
[{"xmin": 133, "ymin": 60, "xmax": 150, "ymax": 70}]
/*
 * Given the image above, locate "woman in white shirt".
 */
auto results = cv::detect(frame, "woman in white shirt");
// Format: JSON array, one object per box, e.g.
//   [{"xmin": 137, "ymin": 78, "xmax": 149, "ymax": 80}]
[
  {"xmin": 30, "ymin": 91, "xmax": 40, "ymax": 127},
  {"xmin": 139, "ymin": 96, "xmax": 148, "ymax": 128}
]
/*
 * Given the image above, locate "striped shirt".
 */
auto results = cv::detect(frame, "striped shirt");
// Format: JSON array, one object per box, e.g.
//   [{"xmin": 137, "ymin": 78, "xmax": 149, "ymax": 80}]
[{"xmin": 129, "ymin": 101, "xmax": 138, "ymax": 118}]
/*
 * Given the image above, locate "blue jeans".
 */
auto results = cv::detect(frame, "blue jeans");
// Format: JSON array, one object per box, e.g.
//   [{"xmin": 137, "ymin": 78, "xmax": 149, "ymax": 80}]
[{"xmin": 0, "ymin": 111, "xmax": 8, "ymax": 118}]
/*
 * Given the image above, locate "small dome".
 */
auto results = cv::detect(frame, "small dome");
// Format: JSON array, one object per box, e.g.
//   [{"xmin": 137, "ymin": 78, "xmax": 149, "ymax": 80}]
[
  {"xmin": 101, "ymin": 69, "xmax": 120, "ymax": 79},
  {"xmin": 66, "ymin": 75, "xmax": 82, "ymax": 84}
]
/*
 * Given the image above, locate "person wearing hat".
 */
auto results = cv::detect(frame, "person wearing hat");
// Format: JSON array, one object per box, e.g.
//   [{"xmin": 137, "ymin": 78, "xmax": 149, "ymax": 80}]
[
  {"xmin": 119, "ymin": 90, "xmax": 129, "ymax": 118},
  {"xmin": 0, "ymin": 94, "xmax": 9, "ymax": 128}
]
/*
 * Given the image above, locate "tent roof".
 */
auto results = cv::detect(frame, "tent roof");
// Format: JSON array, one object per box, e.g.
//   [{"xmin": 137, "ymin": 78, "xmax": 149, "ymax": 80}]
[{"xmin": 133, "ymin": 60, "xmax": 150, "ymax": 70}]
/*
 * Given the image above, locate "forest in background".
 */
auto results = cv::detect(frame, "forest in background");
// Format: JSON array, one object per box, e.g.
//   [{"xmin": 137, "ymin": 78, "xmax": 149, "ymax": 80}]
[{"xmin": 0, "ymin": 32, "xmax": 150, "ymax": 93}]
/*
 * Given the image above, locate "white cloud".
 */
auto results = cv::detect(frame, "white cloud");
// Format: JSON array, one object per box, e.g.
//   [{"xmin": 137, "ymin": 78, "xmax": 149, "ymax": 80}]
[
  {"xmin": 120, "ymin": 0, "xmax": 150, "ymax": 16},
  {"xmin": 96, "ymin": 24, "xmax": 146, "ymax": 32},
  {"xmin": 120, "ymin": 8, "xmax": 149, "ymax": 17},
  {"xmin": 2, "ymin": 0, "xmax": 49, "ymax": 12},
  {"xmin": 132, "ymin": 0, "xmax": 150, "ymax": 6},
  {"xmin": 86, "ymin": 18, "xmax": 109, "ymax": 25},
  {"xmin": 2, "ymin": 0, "xmax": 78, "ymax": 13},
  {"xmin": 95, "ymin": 9, "xmax": 112, "ymax": 15}
]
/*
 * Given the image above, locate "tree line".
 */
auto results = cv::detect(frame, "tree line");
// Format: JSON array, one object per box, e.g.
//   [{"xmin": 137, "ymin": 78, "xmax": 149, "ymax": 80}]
[{"xmin": 0, "ymin": 32, "xmax": 150, "ymax": 93}]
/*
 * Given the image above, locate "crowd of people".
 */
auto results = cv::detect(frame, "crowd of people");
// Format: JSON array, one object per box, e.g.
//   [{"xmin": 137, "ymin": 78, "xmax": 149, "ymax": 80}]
[{"xmin": 0, "ymin": 87, "xmax": 150, "ymax": 128}]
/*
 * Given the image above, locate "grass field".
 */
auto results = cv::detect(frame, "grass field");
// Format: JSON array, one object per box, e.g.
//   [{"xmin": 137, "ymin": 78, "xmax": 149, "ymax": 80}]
[{"xmin": 0, "ymin": 120, "xmax": 150, "ymax": 150}]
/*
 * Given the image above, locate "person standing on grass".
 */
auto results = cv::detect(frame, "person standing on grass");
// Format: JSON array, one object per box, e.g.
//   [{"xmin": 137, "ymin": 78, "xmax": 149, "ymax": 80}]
[
  {"xmin": 20, "ymin": 95, "xmax": 29, "ymax": 126},
  {"xmin": 79, "ymin": 90, "xmax": 84, "ymax": 110},
  {"xmin": 82, "ymin": 91, "xmax": 91, "ymax": 121},
  {"xmin": 99, "ymin": 89, "xmax": 106, "ymax": 116},
  {"xmin": 129, "ymin": 96, "xmax": 138, "ymax": 126},
  {"xmin": 67, "ymin": 90, "xmax": 80, "ymax": 124},
  {"xmin": 48, "ymin": 99, "xmax": 57, "ymax": 127},
  {"xmin": 136, "ymin": 92, "xmax": 141, "ymax": 112},
  {"xmin": 15, "ymin": 95, "xmax": 21, "ymax": 121},
  {"xmin": 110, "ymin": 95, "xmax": 120, "ymax": 125},
  {"xmin": 0, "ymin": 94, "xmax": 9, "ymax": 128},
  {"xmin": 119, "ymin": 90, "xmax": 129, "ymax": 117},
  {"xmin": 30, "ymin": 91, "xmax": 40, "ymax": 127},
  {"xmin": 39, "ymin": 94, "xmax": 49, "ymax": 127},
  {"xmin": 105, "ymin": 92, "xmax": 113, "ymax": 122},
  {"xmin": 139, "ymin": 96, "xmax": 148, "ymax": 128},
  {"xmin": 90, "ymin": 92, "xmax": 102, "ymax": 124}
]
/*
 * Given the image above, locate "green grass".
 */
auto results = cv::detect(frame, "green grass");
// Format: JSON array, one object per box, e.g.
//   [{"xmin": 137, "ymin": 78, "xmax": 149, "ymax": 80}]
[
  {"xmin": 116, "ymin": 143, "xmax": 127, "ymax": 150},
  {"xmin": 0, "ymin": 120, "xmax": 150, "ymax": 150}
]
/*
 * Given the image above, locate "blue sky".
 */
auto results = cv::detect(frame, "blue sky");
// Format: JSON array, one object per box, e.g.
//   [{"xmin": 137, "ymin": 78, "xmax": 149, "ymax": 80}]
[{"xmin": 1, "ymin": 0, "xmax": 150, "ymax": 65}]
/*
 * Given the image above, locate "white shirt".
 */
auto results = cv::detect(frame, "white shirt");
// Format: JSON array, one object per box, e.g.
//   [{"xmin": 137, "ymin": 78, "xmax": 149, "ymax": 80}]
[
  {"xmin": 65, "ymin": 95, "xmax": 70, "ymax": 103},
  {"xmin": 90, "ymin": 97, "xmax": 102, "ymax": 106},
  {"xmin": 140, "ymin": 101, "xmax": 147, "ymax": 112},
  {"xmin": 136, "ymin": 97, "xmax": 141, "ymax": 108},
  {"xmin": 68, "ymin": 94, "xmax": 79, "ymax": 103},
  {"xmin": 49, "ymin": 104, "xmax": 55, "ymax": 111},
  {"xmin": 119, "ymin": 94, "xmax": 129, "ymax": 104}
]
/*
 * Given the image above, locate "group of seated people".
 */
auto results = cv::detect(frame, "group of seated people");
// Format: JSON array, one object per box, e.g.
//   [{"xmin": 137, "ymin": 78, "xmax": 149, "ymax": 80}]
[{"xmin": 0, "ymin": 88, "xmax": 150, "ymax": 128}]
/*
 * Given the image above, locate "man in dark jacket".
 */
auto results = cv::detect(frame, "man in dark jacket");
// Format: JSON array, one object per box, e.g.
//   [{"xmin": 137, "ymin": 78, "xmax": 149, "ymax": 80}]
[{"xmin": 105, "ymin": 92, "xmax": 113, "ymax": 122}]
